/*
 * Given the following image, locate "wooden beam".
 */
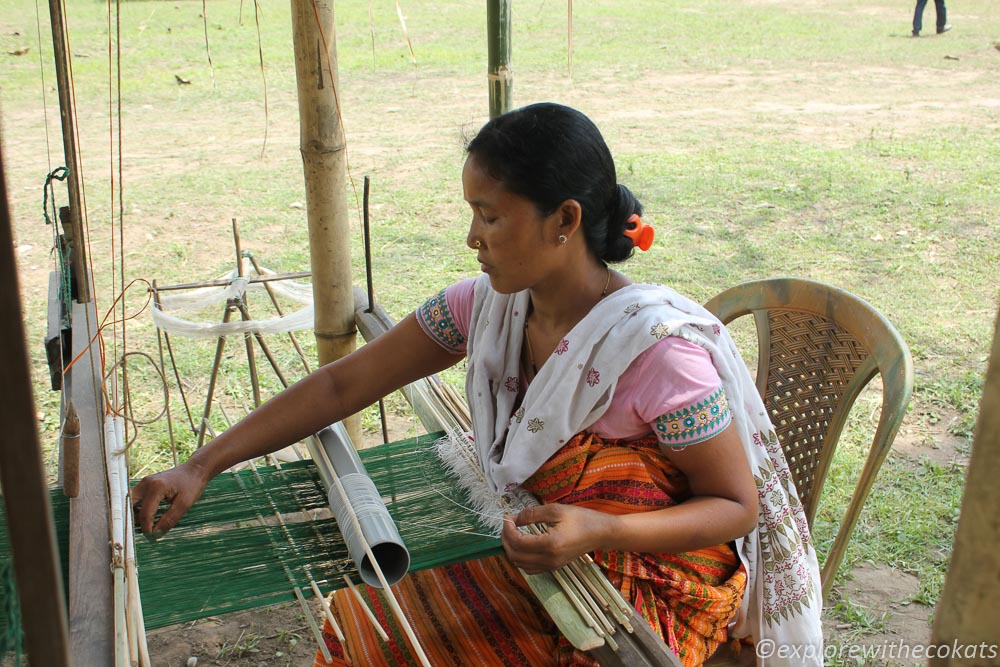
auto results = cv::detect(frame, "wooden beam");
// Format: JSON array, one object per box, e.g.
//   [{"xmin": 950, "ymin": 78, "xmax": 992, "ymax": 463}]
[
  {"xmin": 67, "ymin": 297, "xmax": 114, "ymax": 664},
  {"xmin": 0, "ymin": 124, "xmax": 71, "ymax": 667},
  {"xmin": 929, "ymin": 306, "xmax": 1000, "ymax": 666},
  {"xmin": 353, "ymin": 288, "xmax": 452, "ymax": 434}
]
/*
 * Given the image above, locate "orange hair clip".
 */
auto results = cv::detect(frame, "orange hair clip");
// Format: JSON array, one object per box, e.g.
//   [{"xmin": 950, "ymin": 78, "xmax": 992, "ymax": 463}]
[{"xmin": 624, "ymin": 214, "xmax": 654, "ymax": 251}]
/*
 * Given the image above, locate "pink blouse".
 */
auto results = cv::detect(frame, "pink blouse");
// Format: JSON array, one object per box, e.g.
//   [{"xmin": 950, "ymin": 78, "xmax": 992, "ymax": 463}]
[{"xmin": 416, "ymin": 279, "xmax": 731, "ymax": 449}]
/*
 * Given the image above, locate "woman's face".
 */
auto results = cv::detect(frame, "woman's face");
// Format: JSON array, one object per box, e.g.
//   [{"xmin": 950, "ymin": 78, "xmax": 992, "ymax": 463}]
[{"xmin": 463, "ymin": 154, "xmax": 559, "ymax": 294}]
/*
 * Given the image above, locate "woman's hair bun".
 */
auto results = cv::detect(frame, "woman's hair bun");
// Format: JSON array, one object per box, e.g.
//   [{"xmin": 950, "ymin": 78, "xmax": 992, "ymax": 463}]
[{"xmin": 602, "ymin": 184, "xmax": 642, "ymax": 263}]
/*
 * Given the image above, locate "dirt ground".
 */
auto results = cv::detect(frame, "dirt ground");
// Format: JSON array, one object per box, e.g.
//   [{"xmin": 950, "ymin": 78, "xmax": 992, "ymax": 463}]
[{"xmin": 5, "ymin": 5, "xmax": 999, "ymax": 666}]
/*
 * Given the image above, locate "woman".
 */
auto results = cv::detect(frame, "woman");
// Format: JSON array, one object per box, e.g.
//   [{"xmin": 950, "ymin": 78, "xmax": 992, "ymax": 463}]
[{"xmin": 133, "ymin": 103, "xmax": 823, "ymax": 666}]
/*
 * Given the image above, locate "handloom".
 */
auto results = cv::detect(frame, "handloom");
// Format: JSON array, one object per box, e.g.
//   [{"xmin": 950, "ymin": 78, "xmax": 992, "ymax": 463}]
[
  {"xmin": 2, "ymin": 243, "xmax": 685, "ymax": 666},
  {"xmin": 2, "ymin": 421, "xmax": 681, "ymax": 666},
  {"xmin": 0, "ymin": 431, "xmax": 501, "ymax": 636}
]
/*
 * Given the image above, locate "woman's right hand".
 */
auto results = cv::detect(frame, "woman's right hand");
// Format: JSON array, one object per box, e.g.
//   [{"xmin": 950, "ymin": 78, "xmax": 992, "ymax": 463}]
[{"xmin": 131, "ymin": 460, "xmax": 212, "ymax": 535}]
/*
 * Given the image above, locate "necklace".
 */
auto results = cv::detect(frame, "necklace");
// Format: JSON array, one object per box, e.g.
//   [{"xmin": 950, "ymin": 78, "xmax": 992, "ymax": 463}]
[
  {"xmin": 523, "ymin": 266, "xmax": 612, "ymax": 376},
  {"xmin": 600, "ymin": 265, "xmax": 613, "ymax": 298}
]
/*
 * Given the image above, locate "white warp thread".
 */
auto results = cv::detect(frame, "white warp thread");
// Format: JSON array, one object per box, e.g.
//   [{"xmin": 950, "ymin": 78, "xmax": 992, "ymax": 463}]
[
  {"xmin": 434, "ymin": 428, "xmax": 537, "ymax": 536},
  {"xmin": 151, "ymin": 264, "xmax": 316, "ymax": 338},
  {"xmin": 327, "ymin": 473, "xmax": 394, "ymax": 564}
]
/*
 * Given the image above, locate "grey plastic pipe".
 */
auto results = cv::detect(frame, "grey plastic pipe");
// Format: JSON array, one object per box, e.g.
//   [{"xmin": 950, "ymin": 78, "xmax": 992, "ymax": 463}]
[{"xmin": 309, "ymin": 423, "xmax": 411, "ymax": 588}]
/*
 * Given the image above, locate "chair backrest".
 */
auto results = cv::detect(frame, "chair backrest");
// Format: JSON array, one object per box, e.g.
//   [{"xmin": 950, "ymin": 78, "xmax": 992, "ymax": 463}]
[{"xmin": 704, "ymin": 278, "xmax": 913, "ymax": 601}]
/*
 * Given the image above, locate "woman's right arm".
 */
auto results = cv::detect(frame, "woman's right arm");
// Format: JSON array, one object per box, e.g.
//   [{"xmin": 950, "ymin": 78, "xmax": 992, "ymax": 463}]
[{"xmin": 131, "ymin": 312, "xmax": 462, "ymax": 534}]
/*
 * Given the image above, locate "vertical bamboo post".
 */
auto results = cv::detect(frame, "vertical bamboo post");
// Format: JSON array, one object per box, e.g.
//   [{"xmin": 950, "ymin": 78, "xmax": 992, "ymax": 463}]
[
  {"xmin": 0, "ymin": 131, "xmax": 72, "ymax": 666},
  {"xmin": 48, "ymin": 0, "xmax": 89, "ymax": 302},
  {"xmin": 289, "ymin": 0, "xmax": 360, "ymax": 441},
  {"xmin": 929, "ymin": 307, "xmax": 1000, "ymax": 667},
  {"xmin": 487, "ymin": 0, "xmax": 513, "ymax": 118}
]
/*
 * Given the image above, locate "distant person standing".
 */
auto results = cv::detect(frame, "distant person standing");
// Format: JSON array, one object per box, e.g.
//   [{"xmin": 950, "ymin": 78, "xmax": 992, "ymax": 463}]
[{"xmin": 913, "ymin": 0, "xmax": 952, "ymax": 36}]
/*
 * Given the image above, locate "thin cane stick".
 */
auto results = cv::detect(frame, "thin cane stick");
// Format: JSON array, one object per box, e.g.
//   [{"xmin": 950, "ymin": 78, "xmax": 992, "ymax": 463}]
[
  {"xmin": 310, "ymin": 580, "xmax": 346, "ymax": 642},
  {"xmin": 326, "ymin": 470, "xmax": 433, "ymax": 667},
  {"xmin": 343, "ymin": 574, "xmax": 390, "ymax": 642},
  {"xmin": 294, "ymin": 586, "xmax": 332, "ymax": 664}
]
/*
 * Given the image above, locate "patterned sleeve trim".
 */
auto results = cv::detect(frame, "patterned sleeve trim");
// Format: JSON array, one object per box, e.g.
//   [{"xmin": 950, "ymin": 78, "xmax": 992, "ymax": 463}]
[
  {"xmin": 653, "ymin": 387, "xmax": 732, "ymax": 449},
  {"xmin": 416, "ymin": 288, "xmax": 467, "ymax": 355}
]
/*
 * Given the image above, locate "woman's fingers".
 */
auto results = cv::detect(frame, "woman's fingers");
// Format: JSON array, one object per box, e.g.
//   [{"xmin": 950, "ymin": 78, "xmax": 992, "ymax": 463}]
[
  {"xmin": 149, "ymin": 492, "xmax": 189, "ymax": 534},
  {"xmin": 130, "ymin": 464, "xmax": 208, "ymax": 535},
  {"xmin": 502, "ymin": 503, "xmax": 616, "ymax": 573},
  {"xmin": 131, "ymin": 476, "xmax": 170, "ymax": 535},
  {"xmin": 501, "ymin": 505, "xmax": 588, "ymax": 573}
]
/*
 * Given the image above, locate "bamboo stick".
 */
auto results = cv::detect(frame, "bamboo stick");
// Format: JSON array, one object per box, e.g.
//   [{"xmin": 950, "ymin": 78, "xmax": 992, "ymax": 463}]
[
  {"xmin": 295, "ymin": 586, "xmax": 333, "ymax": 664},
  {"xmin": 126, "ymin": 572, "xmax": 138, "ymax": 665},
  {"xmin": 343, "ymin": 574, "xmax": 390, "ymax": 642},
  {"xmin": 328, "ymin": 471, "xmax": 432, "ymax": 666},
  {"xmin": 48, "ymin": 0, "xmax": 88, "ymax": 301},
  {"xmin": 308, "ymin": 582, "xmax": 355, "ymax": 666},
  {"xmin": 196, "ymin": 304, "xmax": 233, "ymax": 448},
  {"xmin": 235, "ymin": 301, "xmax": 291, "ymax": 388},
  {"xmin": 113, "ymin": 561, "xmax": 128, "ymax": 667},
  {"xmin": 151, "ymin": 282, "xmax": 179, "ymax": 466},
  {"xmin": 930, "ymin": 307, "xmax": 1000, "ymax": 666},
  {"xmin": 567, "ymin": 0, "xmax": 574, "ymax": 77},
  {"xmin": 152, "ymin": 271, "xmax": 312, "ymax": 293},
  {"xmin": 106, "ymin": 416, "xmax": 130, "ymax": 667},
  {"xmin": 310, "ymin": 580, "xmax": 345, "ymax": 643},
  {"xmin": 152, "ymin": 284, "xmax": 197, "ymax": 438},
  {"xmin": 247, "ymin": 254, "xmax": 312, "ymax": 374},
  {"xmin": 127, "ymin": 561, "xmax": 150, "ymax": 667}
]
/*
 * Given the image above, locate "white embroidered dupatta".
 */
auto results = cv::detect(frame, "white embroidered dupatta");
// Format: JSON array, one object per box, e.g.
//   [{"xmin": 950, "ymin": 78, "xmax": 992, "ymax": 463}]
[{"xmin": 464, "ymin": 275, "xmax": 824, "ymax": 666}]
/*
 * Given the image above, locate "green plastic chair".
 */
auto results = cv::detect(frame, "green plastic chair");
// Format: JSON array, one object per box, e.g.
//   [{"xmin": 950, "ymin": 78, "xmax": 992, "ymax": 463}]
[
  {"xmin": 704, "ymin": 277, "xmax": 914, "ymax": 603},
  {"xmin": 702, "ymin": 278, "xmax": 913, "ymax": 667}
]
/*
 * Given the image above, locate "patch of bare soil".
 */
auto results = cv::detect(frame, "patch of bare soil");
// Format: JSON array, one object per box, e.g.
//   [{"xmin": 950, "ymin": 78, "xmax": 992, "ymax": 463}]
[
  {"xmin": 824, "ymin": 564, "xmax": 935, "ymax": 667},
  {"xmin": 893, "ymin": 410, "xmax": 971, "ymax": 469},
  {"xmin": 146, "ymin": 602, "xmax": 320, "ymax": 667}
]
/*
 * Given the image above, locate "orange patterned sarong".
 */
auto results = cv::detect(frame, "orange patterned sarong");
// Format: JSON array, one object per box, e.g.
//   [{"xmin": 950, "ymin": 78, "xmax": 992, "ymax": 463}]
[{"xmin": 314, "ymin": 433, "xmax": 746, "ymax": 667}]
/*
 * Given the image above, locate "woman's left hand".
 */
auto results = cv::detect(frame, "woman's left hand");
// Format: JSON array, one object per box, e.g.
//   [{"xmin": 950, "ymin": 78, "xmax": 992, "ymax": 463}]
[{"xmin": 501, "ymin": 504, "xmax": 615, "ymax": 574}]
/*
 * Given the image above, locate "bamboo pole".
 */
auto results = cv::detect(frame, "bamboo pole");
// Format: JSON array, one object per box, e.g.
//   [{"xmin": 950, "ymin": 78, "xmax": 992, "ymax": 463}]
[
  {"xmin": 48, "ymin": 0, "xmax": 89, "ymax": 302},
  {"xmin": 929, "ymin": 306, "xmax": 1000, "ymax": 667},
  {"xmin": 289, "ymin": 0, "xmax": 360, "ymax": 441},
  {"xmin": 0, "ymin": 130, "xmax": 72, "ymax": 667},
  {"xmin": 487, "ymin": 0, "xmax": 513, "ymax": 118}
]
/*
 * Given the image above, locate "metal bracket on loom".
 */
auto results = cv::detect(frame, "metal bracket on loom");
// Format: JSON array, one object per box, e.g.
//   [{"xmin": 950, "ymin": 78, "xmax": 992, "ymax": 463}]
[{"xmin": 307, "ymin": 422, "xmax": 411, "ymax": 589}]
